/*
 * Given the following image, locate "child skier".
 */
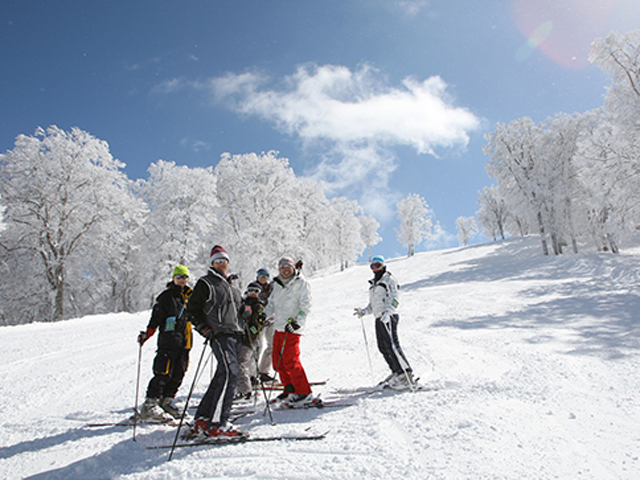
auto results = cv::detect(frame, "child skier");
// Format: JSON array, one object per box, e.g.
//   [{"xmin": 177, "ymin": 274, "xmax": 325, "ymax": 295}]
[{"xmin": 235, "ymin": 282, "xmax": 267, "ymax": 400}]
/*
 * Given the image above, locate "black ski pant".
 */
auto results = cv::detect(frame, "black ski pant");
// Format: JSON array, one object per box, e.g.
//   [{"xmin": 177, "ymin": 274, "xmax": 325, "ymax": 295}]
[
  {"xmin": 195, "ymin": 334, "xmax": 242, "ymax": 427},
  {"xmin": 146, "ymin": 348, "xmax": 189, "ymax": 399},
  {"xmin": 375, "ymin": 314, "xmax": 412, "ymax": 376}
]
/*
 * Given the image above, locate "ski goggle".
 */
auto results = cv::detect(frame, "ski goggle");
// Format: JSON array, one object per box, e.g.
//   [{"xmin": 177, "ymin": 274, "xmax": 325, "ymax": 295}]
[
  {"xmin": 370, "ymin": 262, "xmax": 384, "ymax": 270},
  {"xmin": 257, "ymin": 273, "xmax": 269, "ymax": 279},
  {"xmin": 247, "ymin": 287, "xmax": 261, "ymax": 295},
  {"xmin": 174, "ymin": 275, "xmax": 189, "ymax": 279},
  {"xmin": 214, "ymin": 258, "xmax": 229, "ymax": 264}
]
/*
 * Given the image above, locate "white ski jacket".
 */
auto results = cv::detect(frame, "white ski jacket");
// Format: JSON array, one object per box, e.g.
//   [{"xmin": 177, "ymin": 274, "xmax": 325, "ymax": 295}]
[
  {"xmin": 362, "ymin": 269, "xmax": 400, "ymax": 319},
  {"xmin": 264, "ymin": 272, "xmax": 312, "ymax": 334}
]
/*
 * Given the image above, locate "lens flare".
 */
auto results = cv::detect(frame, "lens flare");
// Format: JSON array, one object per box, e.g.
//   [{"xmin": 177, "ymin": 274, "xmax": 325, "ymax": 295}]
[
  {"xmin": 512, "ymin": 0, "xmax": 617, "ymax": 68},
  {"xmin": 515, "ymin": 21, "xmax": 554, "ymax": 62}
]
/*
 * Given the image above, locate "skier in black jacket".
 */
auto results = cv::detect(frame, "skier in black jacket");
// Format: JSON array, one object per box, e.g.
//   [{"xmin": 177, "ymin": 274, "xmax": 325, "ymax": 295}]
[
  {"xmin": 187, "ymin": 245, "xmax": 248, "ymax": 438},
  {"xmin": 137, "ymin": 265, "xmax": 192, "ymax": 421}
]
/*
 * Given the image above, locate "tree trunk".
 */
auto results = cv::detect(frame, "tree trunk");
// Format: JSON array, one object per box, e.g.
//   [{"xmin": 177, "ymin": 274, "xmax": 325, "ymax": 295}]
[
  {"xmin": 607, "ymin": 233, "xmax": 619, "ymax": 254},
  {"xmin": 537, "ymin": 211, "xmax": 549, "ymax": 256},
  {"xmin": 53, "ymin": 276, "xmax": 64, "ymax": 322}
]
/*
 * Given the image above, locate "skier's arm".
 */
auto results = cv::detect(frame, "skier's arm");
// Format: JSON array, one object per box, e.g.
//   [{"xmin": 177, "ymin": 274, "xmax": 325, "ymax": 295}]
[
  {"xmin": 385, "ymin": 276, "xmax": 400, "ymax": 315},
  {"xmin": 293, "ymin": 279, "xmax": 312, "ymax": 329},
  {"xmin": 186, "ymin": 279, "xmax": 212, "ymax": 337}
]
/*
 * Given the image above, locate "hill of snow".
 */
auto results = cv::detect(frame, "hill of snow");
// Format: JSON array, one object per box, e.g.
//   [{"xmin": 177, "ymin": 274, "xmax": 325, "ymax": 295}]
[{"xmin": 1, "ymin": 237, "xmax": 639, "ymax": 479}]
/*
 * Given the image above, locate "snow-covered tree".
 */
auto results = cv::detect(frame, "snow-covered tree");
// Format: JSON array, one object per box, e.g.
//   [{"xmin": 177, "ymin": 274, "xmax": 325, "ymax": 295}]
[
  {"xmin": 476, "ymin": 186, "xmax": 508, "ymax": 241},
  {"xmin": 484, "ymin": 114, "xmax": 587, "ymax": 255},
  {"xmin": 395, "ymin": 193, "xmax": 434, "ymax": 257},
  {"xmin": 287, "ymin": 177, "xmax": 330, "ymax": 271},
  {"xmin": 324, "ymin": 197, "xmax": 365, "ymax": 271},
  {"xmin": 359, "ymin": 214, "xmax": 381, "ymax": 262},
  {"xmin": 214, "ymin": 151, "xmax": 308, "ymax": 282},
  {"xmin": 578, "ymin": 28, "xmax": 640, "ymax": 252},
  {"xmin": 589, "ymin": 28, "xmax": 640, "ymax": 137},
  {"xmin": 136, "ymin": 160, "xmax": 218, "ymax": 295},
  {"xmin": 0, "ymin": 126, "xmax": 135, "ymax": 324},
  {"xmin": 456, "ymin": 216, "xmax": 477, "ymax": 247}
]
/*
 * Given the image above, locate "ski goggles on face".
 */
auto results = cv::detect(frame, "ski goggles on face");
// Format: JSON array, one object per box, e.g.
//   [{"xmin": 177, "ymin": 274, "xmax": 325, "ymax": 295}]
[
  {"xmin": 370, "ymin": 262, "xmax": 384, "ymax": 270},
  {"xmin": 174, "ymin": 275, "xmax": 189, "ymax": 279},
  {"xmin": 257, "ymin": 273, "xmax": 269, "ymax": 279},
  {"xmin": 213, "ymin": 258, "xmax": 229, "ymax": 264},
  {"xmin": 247, "ymin": 287, "xmax": 261, "ymax": 296}
]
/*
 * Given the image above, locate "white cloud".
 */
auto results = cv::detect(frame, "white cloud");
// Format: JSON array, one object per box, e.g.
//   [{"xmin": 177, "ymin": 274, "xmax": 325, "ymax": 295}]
[
  {"xmin": 180, "ymin": 137, "xmax": 211, "ymax": 153},
  {"xmin": 206, "ymin": 64, "xmax": 478, "ymax": 155},
  {"xmin": 193, "ymin": 64, "xmax": 479, "ymax": 218},
  {"xmin": 396, "ymin": 0, "xmax": 430, "ymax": 17},
  {"xmin": 152, "ymin": 77, "xmax": 188, "ymax": 94}
]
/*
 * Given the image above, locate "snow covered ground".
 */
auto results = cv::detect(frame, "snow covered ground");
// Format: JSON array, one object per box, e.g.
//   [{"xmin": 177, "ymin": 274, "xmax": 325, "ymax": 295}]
[{"xmin": 1, "ymin": 236, "xmax": 640, "ymax": 479}]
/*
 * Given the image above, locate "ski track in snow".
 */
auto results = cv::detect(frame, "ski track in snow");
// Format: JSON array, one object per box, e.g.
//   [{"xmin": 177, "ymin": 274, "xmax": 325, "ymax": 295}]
[{"xmin": 1, "ymin": 237, "xmax": 640, "ymax": 479}]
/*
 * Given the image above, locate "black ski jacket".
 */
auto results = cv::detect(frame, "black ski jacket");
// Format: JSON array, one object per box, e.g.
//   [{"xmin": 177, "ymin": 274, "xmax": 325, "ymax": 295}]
[
  {"xmin": 146, "ymin": 282, "xmax": 193, "ymax": 351},
  {"xmin": 187, "ymin": 267, "xmax": 244, "ymax": 339}
]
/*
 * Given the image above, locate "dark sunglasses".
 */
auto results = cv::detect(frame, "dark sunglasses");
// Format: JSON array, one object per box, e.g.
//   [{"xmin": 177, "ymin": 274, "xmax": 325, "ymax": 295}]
[{"xmin": 175, "ymin": 275, "xmax": 189, "ymax": 279}]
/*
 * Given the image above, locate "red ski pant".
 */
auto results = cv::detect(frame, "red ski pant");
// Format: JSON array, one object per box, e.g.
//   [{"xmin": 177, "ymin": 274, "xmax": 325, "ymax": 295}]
[{"xmin": 272, "ymin": 330, "xmax": 311, "ymax": 395}]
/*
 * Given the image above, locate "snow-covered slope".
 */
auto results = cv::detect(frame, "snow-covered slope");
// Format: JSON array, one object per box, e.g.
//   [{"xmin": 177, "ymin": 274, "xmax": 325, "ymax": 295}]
[{"xmin": 1, "ymin": 237, "xmax": 639, "ymax": 479}]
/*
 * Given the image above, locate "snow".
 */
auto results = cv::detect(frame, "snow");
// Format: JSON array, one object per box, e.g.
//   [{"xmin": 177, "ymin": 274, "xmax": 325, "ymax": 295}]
[{"xmin": 2, "ymin": 236, "xmax": 640, "ymax": 479}]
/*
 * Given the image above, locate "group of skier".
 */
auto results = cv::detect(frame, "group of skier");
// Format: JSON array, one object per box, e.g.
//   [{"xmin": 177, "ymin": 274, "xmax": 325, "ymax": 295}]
[{"xmin": 137, "ymin": 245, "xmax": 414, "ymax": 440}]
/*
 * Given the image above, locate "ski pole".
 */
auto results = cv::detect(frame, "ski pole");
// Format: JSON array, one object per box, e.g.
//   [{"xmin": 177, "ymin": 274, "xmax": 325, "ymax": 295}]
[
  {"xmin": 168, "ymin": 337, "xmax": 209, "ymax": 461},
  {"xmin": 249, "ymin": 335, "xmax": 275, "ymax": 425},
  {"xmin": 359, "ymin": 315, "xmax": 376, "ymax": 386},
  {"xmin": 133, "ymin": 341, "xmax": 143, "ymax": 442},
  {"xmin": 263, "ymin": 330, "xmax": 288, "ymax": 415}
]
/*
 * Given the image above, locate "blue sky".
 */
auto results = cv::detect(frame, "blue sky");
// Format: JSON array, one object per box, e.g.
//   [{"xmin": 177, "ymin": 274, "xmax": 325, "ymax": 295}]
[{"xmin": 2, "ymin": 0, "xmax": 639, "ymax": 260}]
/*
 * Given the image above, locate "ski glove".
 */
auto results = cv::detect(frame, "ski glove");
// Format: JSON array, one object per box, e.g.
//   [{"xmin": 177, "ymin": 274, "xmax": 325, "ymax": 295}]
[
  {"xmin": 285, "ymin": 317, "xmax": 301, "ymax": 333},
  {"xmin": 380, "ymin": 312, "xmax": 391, "ymax": 326},
  {"xmin": 137, "ymin": 327, "xmax": 155, "ymax": 345},
  {"xmin": 242, "ymin": 305, "xmax": 252, "ymax": 319},
  {"xmin": 353, "ymin": 308, "xmax": 365, "ymax": 318},
  {"xmin": 195, "ymin": 323, "xmax": 213, "ymax": 340}
]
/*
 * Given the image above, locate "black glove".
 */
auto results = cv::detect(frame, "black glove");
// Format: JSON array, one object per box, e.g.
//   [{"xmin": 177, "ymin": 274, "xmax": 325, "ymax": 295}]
[
  {"xmin": 242, "ymin": 305, "xmax": 252, "ymax": 319},
  {"xmin": 195, "ymin": 323, "xmax": 213, "ymax": 340},
  {"xmin": 295, "ymin": 260, "xmax": 303, "ymax": 270},
  {"xmin": 285, "ymin": 317, "xmax": 300, "ymax": 333}
]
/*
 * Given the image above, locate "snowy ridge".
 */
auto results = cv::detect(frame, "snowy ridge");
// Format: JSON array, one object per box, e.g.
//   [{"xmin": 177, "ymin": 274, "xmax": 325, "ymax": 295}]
[{"xmin": 1, "ymin": 236, "xmax": 639, "ymax": 479}]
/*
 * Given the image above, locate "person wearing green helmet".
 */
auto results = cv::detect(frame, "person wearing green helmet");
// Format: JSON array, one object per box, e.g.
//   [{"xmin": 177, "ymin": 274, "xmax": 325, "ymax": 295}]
[{"xmin": 137, "ymin": 265, "xmax": 193, "ymax": 421}]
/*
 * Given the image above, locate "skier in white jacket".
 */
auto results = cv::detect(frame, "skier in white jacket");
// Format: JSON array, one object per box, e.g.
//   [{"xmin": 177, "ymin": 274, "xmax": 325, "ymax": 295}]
[
  {"xmin": 354, "ymin": 255, "xmax": 414, "ymax": 390},
  {"xmin": 264, "ymin": 257, "xmax": 319, "ymax": 407}
]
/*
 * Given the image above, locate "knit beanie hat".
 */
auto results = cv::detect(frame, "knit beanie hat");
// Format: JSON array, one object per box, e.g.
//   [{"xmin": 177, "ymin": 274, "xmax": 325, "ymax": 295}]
[
  {"xmin": 210, "ymin": 245, "xmax": 230, "ymax": 264},
  {"xmin": 173, "ymin": 265, "xmax": 189, "ymax": 277}
]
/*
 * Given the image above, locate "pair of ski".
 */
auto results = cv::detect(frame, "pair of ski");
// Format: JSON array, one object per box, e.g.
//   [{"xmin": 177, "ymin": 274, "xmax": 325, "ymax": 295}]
[
  {"xmin": 331, "ymin": 378, "xmax": 439, "ymax": 396},
  {"xmin": 149, "ymin": 430, "xmax": 329, "ymax": 449},
  {"xmin": 259, "ymin": 379, "xmax": 327, "ymax": 391},
  {"xmin": 86, "ymin": 408, "xmax": 253, "ymax": 428}
]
